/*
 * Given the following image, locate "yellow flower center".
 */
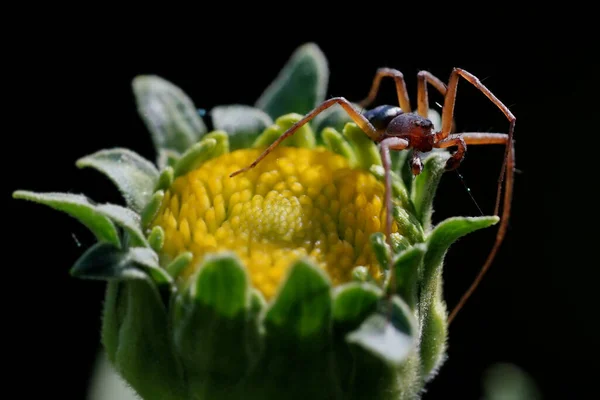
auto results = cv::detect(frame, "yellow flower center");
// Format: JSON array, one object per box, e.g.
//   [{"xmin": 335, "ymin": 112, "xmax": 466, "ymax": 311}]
[{"xmin": 152, "ymin": 146, "xmax": 398, "ymax": 299}]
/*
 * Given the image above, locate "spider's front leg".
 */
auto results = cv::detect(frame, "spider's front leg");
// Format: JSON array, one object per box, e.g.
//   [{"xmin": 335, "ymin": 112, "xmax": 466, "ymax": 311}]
[
  {"xmin": 229, "ymin": 97, "xmax": 379, "ymax": 178},
  {"xmin": 434, "ymin": 135, "xmax": 466, "ymax": 170}
]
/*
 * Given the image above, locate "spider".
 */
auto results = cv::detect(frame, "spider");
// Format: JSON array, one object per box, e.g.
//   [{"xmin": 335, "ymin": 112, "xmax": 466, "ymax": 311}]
[{"xmin": 230, "ymin": 68, "xmax": 516, "ymax": 324}]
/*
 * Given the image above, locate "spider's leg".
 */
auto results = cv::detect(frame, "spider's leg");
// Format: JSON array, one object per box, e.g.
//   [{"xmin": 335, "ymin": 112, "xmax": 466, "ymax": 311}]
[
  {"xmin": 379, "ymin": 136, "xmax": 409, "ymax": 294},
  {"xmin": 230, "ymin": 97, "xmax": 379, "ymax": 178},
  {"xmin": 439, "ymin": 132, "xmax": 515, "ymax": 325},
  {"xmin": 357, "ymin": 68, "xmax": 411, "ymax": 112},
  {"xmin": 434, "ymin": 134, "xmax": 466, "ymax": 170},
  {"xmin": 416, "ymin": 71, "xmax": 447, "ymax": 118},
  {"xmin": 438, "ymin": 68, "xmax": 516, "ymax": 210}
]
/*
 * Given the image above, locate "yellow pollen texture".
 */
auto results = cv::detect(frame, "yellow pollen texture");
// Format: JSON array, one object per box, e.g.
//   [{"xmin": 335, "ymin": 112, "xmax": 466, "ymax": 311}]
[{"xmin": 152, "ymin": 146, "xmax": 398, "ymax": 299}]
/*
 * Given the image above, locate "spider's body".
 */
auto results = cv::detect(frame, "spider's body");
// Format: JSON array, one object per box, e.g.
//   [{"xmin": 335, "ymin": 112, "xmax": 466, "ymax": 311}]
[
  {"xmin": 364, "ymin": 105, "xmax": 435, "ymax": 151},
  {"xmin": 231, "ymin": 67, "xmax": 516, "ymax": 323}
]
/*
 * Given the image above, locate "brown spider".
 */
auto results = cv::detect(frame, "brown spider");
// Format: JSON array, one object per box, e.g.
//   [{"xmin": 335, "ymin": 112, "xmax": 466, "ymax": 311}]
[{"xmin": 230, "ymin": 68, "xmax": 515, "ymax": 324}]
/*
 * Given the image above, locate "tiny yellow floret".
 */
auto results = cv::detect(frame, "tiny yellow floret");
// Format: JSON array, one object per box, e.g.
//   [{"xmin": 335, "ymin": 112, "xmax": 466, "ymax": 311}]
[{"xmin": 152, "ymin": 146, "xmax": 398, "ymax": 299}]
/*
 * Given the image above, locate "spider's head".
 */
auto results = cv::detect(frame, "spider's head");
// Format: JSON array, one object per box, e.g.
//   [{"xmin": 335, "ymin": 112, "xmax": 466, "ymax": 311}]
[{"xmin": 387, "ymin": 113, "xmax": 435, "ymax": 152}]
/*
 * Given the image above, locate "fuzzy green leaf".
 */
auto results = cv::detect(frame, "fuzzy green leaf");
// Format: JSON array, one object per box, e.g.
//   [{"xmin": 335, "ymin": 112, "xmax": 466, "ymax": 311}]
[
  {"xmin": 420, "ymin": 287, "xmax": 448, "ymax": 380},
  {"xmin": 411, "ymin": 152, "xmax": 450, "ymax": 231},
  {"xmin": 71, "ymin": 242, "xmax": 171, "ymax": 285},
  {"xmin": 96, "ymin": 204, "xmax": 148, "ymax": 247},
  {"xmin": 392, "ymin": 244, "xmax": 426, "ymax": 310},
  {"xmin": 265, "ymin": 258, "xmax": 331, "ymax": 339},
  {"xmin": 76, "ymin": 148, "xmax": 159, "ymax": 213},
  {"xmin": 192, "ymin": 253, "xmax": 249, "ymax": 318},
  {"xmin": 71, "ymin": 242, "xmax": 146, "ymax": 281},
  {"xmin": 256, "ymin": 43, "xmax": 329, "ymax": 119},
  {"xmin": 211, "ymin": 105, "xmax": 273, "ymax": 150},
  {"xmin": 419, "ymin": 216, "xmax": 499, "ymax": 378},
  {"xmin": 423, "ymin": 216, "xmax": 500, "ymax": 286},
  {"xmin": 346, "ymin": 296, "xmax": 418, "ymax": 367},
  {"xmin": 172, "ymin": 137, "xmax": 217, "ymax": 178},
  {"xmin": 12, "ymin": 191, "xmax": 120, "ymax": 247},
  {"xmin": 132, "ymin": 75, "xmax": 206, "ymax": 155}
]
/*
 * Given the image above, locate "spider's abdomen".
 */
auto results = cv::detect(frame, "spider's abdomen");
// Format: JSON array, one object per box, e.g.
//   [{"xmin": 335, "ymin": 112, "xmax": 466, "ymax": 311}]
[{"xmin": 363, "ymin": 105, "xmax": 404, "ymax": 131}]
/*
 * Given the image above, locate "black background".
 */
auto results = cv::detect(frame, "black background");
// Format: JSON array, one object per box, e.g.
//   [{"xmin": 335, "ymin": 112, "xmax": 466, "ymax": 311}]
[{"xmin": 6, "ymin": 18, "xmax": 596, "ymax": 400}]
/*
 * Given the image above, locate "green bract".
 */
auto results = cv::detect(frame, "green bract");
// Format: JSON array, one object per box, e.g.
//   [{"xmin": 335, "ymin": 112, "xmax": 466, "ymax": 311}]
[{"xmin": 13, "ymin": 43, "xmax": 498, "ymax": 400}]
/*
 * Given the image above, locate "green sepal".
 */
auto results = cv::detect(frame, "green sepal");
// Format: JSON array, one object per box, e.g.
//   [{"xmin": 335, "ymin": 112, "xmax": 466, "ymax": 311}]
[
  {"xmin": 343, "ymin": 123, "xmax": 381, "ymax": 170},
  {"xmin": 332, "ymin": 285, "xmax": 420, "ymax": 400},
  {"xmin": 256, "ymin": 43, "xmax": 329, "ymax": 119},
  {"xmin": 172, "ymin": 137, "xmax": 217, "ymax": 178},
  {"xmin": 148, "ymin": 226, "xmax": 165, "ymax": 252},
  {"xmin": 252, "ymin": 113, "xmax": 316, "ymax": 149},
  {"xmin": 242, "ymin": 258, "xmax": 336, "ymax": 400},
  {"xmin": 393, "ymin": 205, "xmax": 425, "ymax": 244},
  {"xmin": 370, "ymin": 232, "xmax": 390, "ymax": 271},
  {"xmin": 172, "ymin": 253, "xmax": 257, "ymax": 398},
  {"xmin": 210, "ymin": 105, "xmax": 273, "ymax": 151},
  {"xmin": 346, "ymin": 296, "xmax": 418, "ymax": 367},
  {"xmin": 12, "ymin": 191, "xmax": 120, "ymax": 247},
  {"xmin": 369, "ymin": 164, "xmax": 411, "ymax": 212},
  {"xmin": 155, "ymin": 166, "xmax": 174, "ymax": 192},
  {"xmin": 102, "ymin": 278, "xmax": 186, "ymax": 400},
  {"xmin": 132, "ymin": 75, "xmax": 207, "ymax": 156},
  {"xmin": 333, "ymin": 282, "xmax": 381, "ymax": 328},
  {"xmin": 96, "ymin": 203, "xmax": 149, "ymax": 247},
  {"xmin": 203, "ymin": 130, "xmax": 230, "ymax": 157},
  {"xmin": 391, "ymin": 244, "xmax": 426, "ymax": 310},
  {"xmin": 76, "ymin": 148, "xmax": 159, "ymax": 213},
  {"xmin": 312, "ymin": 105, "xmax": 353, "ymax": 139},
  {"xmin": 411, "ymin": 152, "xmax": 450, "ymax": 231},
  {"xmin": 351, "ymin": 266, "xmax": 375, "ymax": 283},
  {"xmin": 390, "ymin": 233, "xmax": 412, "ymax": 253},
  {"xmin": 166, "ymin": 251, "xmax": 193, "ymax": 279},
  {"xmin": 141, "ymin": 190, "xmax": 164, "ymax": 228},
  {"xmin": 71, "ymin": 242, "xmax": 172, "ymax": 285},
  {"xmin": 252, "ymin": 124, "xmax": 281, "ymax": 148},
  {"xmin": 321, "ymin": 127, "xmax": 357, "ymax": 165},
  {"xmin": 264, "ymin": 258, "xmax": 331, "ymax": 340},
  {"xmin": 192, "ymin": 253, "xmax": 248, "ymax": 317}
]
